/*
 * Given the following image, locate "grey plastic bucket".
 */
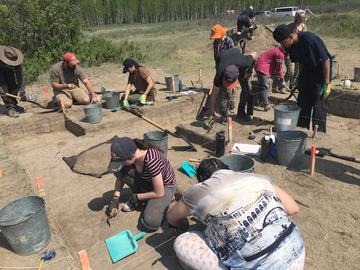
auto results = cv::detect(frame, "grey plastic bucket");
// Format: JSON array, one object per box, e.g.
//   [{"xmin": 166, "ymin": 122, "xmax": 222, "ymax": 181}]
[
  {"xmin": 219, "ymin": 154, "xmax": 255, "ymax": 172},
  {"xmin": 0, "ymin": 196, "xmax": 51, "ymax": 255},
  {"xmin": 276, "ymin": 130, "xmax": 307, "ymax": 166},
  {"xmin": 144, "ymin": 131, "xmax": 168, "ymax": 156},
  {"xmin": 83, "ymin": 103, "xmax": 102, "ymax": 124},
  {"xmin": 274, "ymin": 104, "xmax": 301, "ymax": 132},
  {"xmin": 103, "ymin": 91, "xmax": 120, "ymax": 109}
]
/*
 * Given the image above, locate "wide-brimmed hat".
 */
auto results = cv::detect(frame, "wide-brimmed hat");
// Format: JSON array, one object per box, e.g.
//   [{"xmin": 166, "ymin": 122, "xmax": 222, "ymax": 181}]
[
  {"xmin": 210, "ymin": 24, "xmax": 227, "ymax": 39},
  {"xmin": 0, "ymin": 46, "xmax": 24, "ymax": 66}
]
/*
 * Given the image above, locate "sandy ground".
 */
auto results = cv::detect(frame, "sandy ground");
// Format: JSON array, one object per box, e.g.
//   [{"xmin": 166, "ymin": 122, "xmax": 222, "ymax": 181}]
[{"xmin": 0, "ymin": 23, "xmax": 360, "ymax": 270}]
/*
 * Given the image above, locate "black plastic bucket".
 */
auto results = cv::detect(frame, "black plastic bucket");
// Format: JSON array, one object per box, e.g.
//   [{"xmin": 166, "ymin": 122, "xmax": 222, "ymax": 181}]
[
  {"xmin": 219, "ymin": 154, "xmax": 255, "ymax": 172},
  {"xmin": 276, "ymin": 130, "xmax": 307, "ymax": 166},
  {"xmin": 0, "ymin": 196, "xmax": 51, "ymax": 255},
  {"xmin": 144, "ymin": 131, "xmax": 168, "ymax": 156}
]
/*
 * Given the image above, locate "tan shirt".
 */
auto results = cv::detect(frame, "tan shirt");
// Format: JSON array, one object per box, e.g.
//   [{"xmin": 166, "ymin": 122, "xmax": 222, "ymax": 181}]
[
  {"xmin": 49, "ymin": 61, "xmax": 86, "ymax": 90},
  {"xmin": 128, "ymin": 66, "xmax": 151, "ymax": 93}
]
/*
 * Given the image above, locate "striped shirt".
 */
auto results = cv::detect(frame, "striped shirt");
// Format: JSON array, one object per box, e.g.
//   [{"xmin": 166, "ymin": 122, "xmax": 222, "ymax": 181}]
[{"xmin": 139, "ymin": 148, "xmax": 176, "ymax": 187}]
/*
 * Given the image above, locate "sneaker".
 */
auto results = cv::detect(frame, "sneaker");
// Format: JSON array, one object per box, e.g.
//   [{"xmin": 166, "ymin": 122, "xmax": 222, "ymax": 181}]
[
  {"xmin": 217, "ymin": 114, "xmax": 228, "ymax": 124},
  {"xmin": 14, "ymin": 105, "xmax": 26, "ymax": 113},
  {"xmin": 121, "ymin": 199, "xmax": 138, "ymax": 212},
  {"xmin": 263, "ymin": 104, "xmax": 271, "ymax": 112}
]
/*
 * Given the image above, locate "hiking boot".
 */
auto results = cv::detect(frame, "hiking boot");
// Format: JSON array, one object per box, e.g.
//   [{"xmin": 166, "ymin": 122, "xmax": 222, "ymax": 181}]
[
  {"xmin": 14, "ymin": 105, "xmax": 26, "ymax": 113},
  {"xmin": 237, "ymin": 114, "xmax": 252, "ymax": 123},
  {"xmin": 218, "ymin": 114, "xmax": 228, "ymax": 124},
  {"xmin": 121, "ymin": 199, "xmax": 139, "ymax": 212}
]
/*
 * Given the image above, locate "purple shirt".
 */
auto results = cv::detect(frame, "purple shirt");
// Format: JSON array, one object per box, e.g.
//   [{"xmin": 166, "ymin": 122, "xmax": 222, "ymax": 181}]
[{"xmin": 255, "ymin": 47, "xmax": 285, "ymax": 80}]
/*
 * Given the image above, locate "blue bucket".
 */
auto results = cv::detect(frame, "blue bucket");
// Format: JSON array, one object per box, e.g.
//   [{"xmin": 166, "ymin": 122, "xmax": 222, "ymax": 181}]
[
  {"xmin": 83, "ymin": 103, "xmax": 102, "ymax": 124},
  {"xmin": 103, "ymin": 91, "xmax": 120, "ymax": 110}
]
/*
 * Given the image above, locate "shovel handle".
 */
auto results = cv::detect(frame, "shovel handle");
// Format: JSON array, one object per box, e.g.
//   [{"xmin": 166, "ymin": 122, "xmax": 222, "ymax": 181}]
[
  {"xmin": 2, "ymin": 92, "xmax": 21, "ymax": 100},
  {"xmin": 134, "ymin": 231, "xmax": 146, "ymax": 241}
]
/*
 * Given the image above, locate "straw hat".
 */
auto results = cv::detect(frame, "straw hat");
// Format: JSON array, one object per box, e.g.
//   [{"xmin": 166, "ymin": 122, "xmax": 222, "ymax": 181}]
[
  {"xmin": 210, "ymin": 24, "xmax": 227, "ymax": 39},
  {"xmin": 0, "ymin": 46, "xmax": 24, "ymax": 66}
]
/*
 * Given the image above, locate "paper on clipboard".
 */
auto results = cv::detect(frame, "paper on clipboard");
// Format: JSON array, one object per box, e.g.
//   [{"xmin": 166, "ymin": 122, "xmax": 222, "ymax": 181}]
[{"xmin": 231, "ymin": 143, "xmax": 261, "ymax": 156}]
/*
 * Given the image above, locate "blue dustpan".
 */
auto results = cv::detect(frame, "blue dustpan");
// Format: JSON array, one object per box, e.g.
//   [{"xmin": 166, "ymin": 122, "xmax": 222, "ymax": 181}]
[
  {"xmin": 105, "ymin": 230, "xmax": 146, "ymax": 263},
  {"xmin": 180, "ymin": 162, "xmax": 196, "ymax": 177}
]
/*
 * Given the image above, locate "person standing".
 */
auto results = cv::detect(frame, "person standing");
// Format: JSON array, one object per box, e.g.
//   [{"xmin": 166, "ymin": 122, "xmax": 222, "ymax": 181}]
[
  {"xmin": 209, "ymin": 47, "xmax": 256, "ymax": 123},
  {"xmin": 167, "ymin": 158, "xmax": 305, "ymax": 270},
  {"xmin": 107, "ymin": 137, "xmax": 176, "ymax": 232},
  {"xmin": 121, "ymin": 58, "xmax": 155, "ymax": 108},
  {"xmin": 210, "ymin": 24, "xmax": 234, "ymax": 69},
  {"xmin": 273, "ymin": 24, "xmax": 332, "ymax": 133},
  {"xmin": 284, "ymin": 10, "xmax": 307, "ymax": 89},
  {"xmin": 50, "ymin": 52, "xmax": 98, "ymax": 108},
  {"xmin": 254, "ymin": 47, "xmax": 286, "ymax": 111},
  {"xmin": 237, "ymin": 6, "xmax": 256, "ymax": 38},
  {"xmin": 0, "ymin": 46, "xmax": 26, "ymax": 117}
]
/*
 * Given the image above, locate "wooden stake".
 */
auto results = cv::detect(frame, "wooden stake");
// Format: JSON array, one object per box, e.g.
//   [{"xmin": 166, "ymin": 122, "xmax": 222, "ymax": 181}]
[
  {"xmin": 310, "ymin": 145, "xmax": 316, "ymax": 176},
  {"xmin": 228, "ymin": 117, "xmax": 233, "ymax": 145},
  {"xmin": 172, "ymin": 76, "xmax": 176, "ymax": 94},
  {"xmin": 78, "ymin": 250, "xmax": 91, "ymax": 270},
  {"xmin": 199, "ymin": 68, "xmax": 203, "ymax": 88},
  {"xmin": 336, "ymin": 63, "xmax": 340, "ymax": 77}
]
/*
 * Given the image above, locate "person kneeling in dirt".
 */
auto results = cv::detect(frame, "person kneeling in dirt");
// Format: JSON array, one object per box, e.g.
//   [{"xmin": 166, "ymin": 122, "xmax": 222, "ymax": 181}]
[
  {"xmin": 121, "ymin": 59, "xmax": 155, "ymax": 108},
  {"xmin": 167, "ymin": 158, "xmax": 305, "ymax": 270},
  {"xmin": 254, "ymin": 46, "xmax": 286, "ymax": 111},
  {"xmin": 209, "ymin": 47, "xmax": 256, "ymax": 124},
  {"xmin": 50, "ymin": 52, "xmax": 98, "ymax": 109},
  {"xmin": 273, "ymin": 25, "xmax": 332, "ymax": 133},
  {"xmin": 0, "ymin": 46, "xmax": 26, "ymax": 117},
  {"xmin": 107, "ymin": 137, "xmax": 176, "ymax": 232},
  {"xmin": 237, "ymin": 6, "xmax": 256, "ymax": 39}
]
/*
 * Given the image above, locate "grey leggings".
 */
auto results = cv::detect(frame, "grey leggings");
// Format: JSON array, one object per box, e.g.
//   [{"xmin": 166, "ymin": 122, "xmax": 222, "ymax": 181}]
[{"xmin": 115, "ymin": 171, "xmax": 176, "ymax": 231}]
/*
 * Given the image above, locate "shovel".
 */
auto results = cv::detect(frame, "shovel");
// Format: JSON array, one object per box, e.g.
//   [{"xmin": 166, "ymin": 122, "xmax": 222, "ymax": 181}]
[
  {"xmin": 305, "ymin": 147, "xmax": 360, "ymax": 163},
  {"xmin": 0, "ymin": 90, "xmax": 49, "ymax": 109},
  {"xmin": 105, "ymin": 230, "xmax": 146, "ymax": 263},
  {"xmin": 60, "ymin": 102, "xmax": 86, "ymax": 137}
]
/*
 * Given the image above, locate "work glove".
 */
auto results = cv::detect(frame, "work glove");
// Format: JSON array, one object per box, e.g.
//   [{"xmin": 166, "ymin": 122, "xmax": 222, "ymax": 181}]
[
  {"xmin": 108, "ymin": 196, "xmax": 120, "ymax": 217},
  {"xmin": 20, "ymin": 95, "xmax": 28, "ymax": 102},
  {"xmin": 138, "ymin": 94, "xmax": 147, "ymax": 104},
  {"xmin": 122, "ymin": 99, "xmax": 130, "ymax": 108},
  {"xmin": 320, "ymin": 83, "xmax": 331, "ymax": 99}
]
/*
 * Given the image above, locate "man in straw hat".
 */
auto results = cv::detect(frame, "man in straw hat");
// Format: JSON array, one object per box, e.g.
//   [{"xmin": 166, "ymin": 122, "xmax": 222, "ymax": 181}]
[
  {"xmin": 0, "ymin": 46, "xmax": 26, "ymax": 117},
  {"xmin": 50, "ymin": 52, "xmax": 98, "ymax": 109}
]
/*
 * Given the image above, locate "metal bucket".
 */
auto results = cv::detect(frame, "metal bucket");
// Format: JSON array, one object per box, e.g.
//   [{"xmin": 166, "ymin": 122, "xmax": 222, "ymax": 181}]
[
  {"xmin": 276, "ymin": 130, "xmax": 307, "ymax": 166},
  {"xmin": 219, "ymin": 154, "xmax": 255, "ymax": 172},
  {"xmin": 103, "ymin": 91, "xmax": 120, "ymax": 109},
  {"xmin": 164, "ymin": 75, "xmax": 180, "ymax": 92},
  {"xmin": 0, "ymin": 196, "xmax": 51, "ymax": 255},
  {"xmin": 274, "ymin": 104, "xmax": 301, "ymax": 132},
  {"xmin": 83, "ymin": 103, "xmax": 102, "ymax": 124},
  {"xmin": 144, "ymin": 131, "xmax": 168, "ymax": 156}
]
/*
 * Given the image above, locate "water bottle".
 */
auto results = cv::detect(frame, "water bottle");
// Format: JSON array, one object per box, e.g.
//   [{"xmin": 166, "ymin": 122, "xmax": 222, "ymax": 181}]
[
  {"xmin": 260, "ymin": 136, "xmax": 271, "ymax": 161},
  {"xmin": 215, "ymin": 130, "xmax": 225, "ymax": 157}
]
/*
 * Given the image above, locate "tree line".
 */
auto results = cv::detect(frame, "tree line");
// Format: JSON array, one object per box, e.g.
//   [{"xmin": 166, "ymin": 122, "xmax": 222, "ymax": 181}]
[{"xmin": 78, "ymin": 0, "xmax": 347, "ymax": 26}]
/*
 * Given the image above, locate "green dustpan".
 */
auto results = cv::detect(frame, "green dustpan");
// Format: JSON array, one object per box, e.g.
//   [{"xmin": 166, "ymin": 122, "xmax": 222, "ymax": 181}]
[{"xmin": 105, "ymin": 230, "xmax": 146, "ymax": 263}]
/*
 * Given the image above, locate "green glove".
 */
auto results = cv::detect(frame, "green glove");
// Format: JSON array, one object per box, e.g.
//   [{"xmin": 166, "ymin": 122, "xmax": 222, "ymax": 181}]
[
  {"xmin": 123, "ymin": 99, "xmax": 130, "ymax": 108},
  {"xmin": 320, "ymin": 83, "xmax": 331, "ymax": 99},
  {"xmin": 139, "ymin": 94, "xmax": 147, "ymax": 104}
]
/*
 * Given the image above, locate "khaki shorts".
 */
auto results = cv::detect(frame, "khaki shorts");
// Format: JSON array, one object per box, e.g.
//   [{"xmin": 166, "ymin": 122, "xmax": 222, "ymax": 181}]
[{"xmin": 54, "ymin": 88, "xmax": 89, "ymax": 105}]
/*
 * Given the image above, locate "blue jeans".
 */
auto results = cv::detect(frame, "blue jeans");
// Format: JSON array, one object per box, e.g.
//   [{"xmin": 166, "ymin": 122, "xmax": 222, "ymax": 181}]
[{"xmin": 255, "ymin": 71, "xmax": 269, "ymax": 106}]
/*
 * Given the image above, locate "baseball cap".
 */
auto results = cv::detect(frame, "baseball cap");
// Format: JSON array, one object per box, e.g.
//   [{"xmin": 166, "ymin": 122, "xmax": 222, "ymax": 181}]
[
  {"xmin": 63, "ymin": 52, "xmax": 79, "ymax": 65},
  {"xmin": 273, "ymin": 25, "xmax": 292, "ymax": 43},
  {"xmin": 108, "ymin": 137, "xmax": 137, "ymax": 172},
  {"xmin": 122, "ymin": 58, "xmax": 138, "ymax": 73},
  {"xmin": 222, "ymin": 64, "xmax": 239, "ymax": 89}
]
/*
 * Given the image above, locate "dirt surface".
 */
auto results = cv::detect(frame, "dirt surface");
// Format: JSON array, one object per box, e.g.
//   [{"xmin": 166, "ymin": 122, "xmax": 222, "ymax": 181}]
[{"xmin": 1, "ymin": 23, "xmax": 360, "ymax": 270}]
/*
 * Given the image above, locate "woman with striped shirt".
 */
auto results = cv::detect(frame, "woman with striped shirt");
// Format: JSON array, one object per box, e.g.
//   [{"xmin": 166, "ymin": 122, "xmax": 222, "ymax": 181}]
[{"xmin": 108, "ymin": 137, "xmax": 176, "ymax": 232}]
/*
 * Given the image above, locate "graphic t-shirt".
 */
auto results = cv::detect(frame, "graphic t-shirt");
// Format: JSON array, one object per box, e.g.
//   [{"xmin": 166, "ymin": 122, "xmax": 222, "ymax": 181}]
[{"xmin": 182, "ymin": 171, "xmax": 292, "ymax": 267}]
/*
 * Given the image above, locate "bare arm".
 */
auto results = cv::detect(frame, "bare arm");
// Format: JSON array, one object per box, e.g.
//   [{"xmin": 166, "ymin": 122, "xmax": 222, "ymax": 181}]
[
  {"xmin": 143, "ymin": 76, "xmax": 154, "ymax": 96},
  {"xmin": 323, "ymin": 59, "xmax": 331, "ymax": 84},
  {"xmin": 274, "ymin": 185, "xmax": 300, "ymax": 215},
  {"xmin": 137, "ymin": 174, "xmax": 164, "ymax": 200},
  {"xmin": 51, "ymin": 81, "xmax": 74, "ymax": 90},
  {"xmin": 167, "ymin": 200, "xmax": 191, "ymax": 228},
  {"xmin": 209, "ymin": 85, "xmax": 219, "ymax": 116},
  {"xmin": 124, "ymin": 82, "xmax": 132, "ymax": 100}
]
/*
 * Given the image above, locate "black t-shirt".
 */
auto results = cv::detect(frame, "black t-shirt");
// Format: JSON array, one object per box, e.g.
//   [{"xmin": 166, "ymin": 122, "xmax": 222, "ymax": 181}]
[
  {"xmin": 241, "ymin": 9, "xmax": 255, "ymax": 18},
  {"xmin": 288, "ymin": 32, "xmax": 330, "ymax": 78},
  {"xmin": 213, "ymin": 47, "xmax": 254, "ymax": 87}
]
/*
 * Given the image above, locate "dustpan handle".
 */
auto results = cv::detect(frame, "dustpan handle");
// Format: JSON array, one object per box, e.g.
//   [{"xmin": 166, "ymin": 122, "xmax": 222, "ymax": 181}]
[{"xmin": 134, "ymin": 231, "xmax": 146, "ymax": 241}]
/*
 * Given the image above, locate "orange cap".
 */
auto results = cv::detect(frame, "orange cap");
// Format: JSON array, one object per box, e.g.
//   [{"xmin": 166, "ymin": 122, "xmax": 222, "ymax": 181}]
[{"xmin": 210, "ymin": 24, "xmax": 227, "ymax": 39}]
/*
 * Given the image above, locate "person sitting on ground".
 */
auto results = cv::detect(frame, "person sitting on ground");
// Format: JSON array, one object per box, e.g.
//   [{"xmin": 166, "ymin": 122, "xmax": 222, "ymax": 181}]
[
  {"xmin": 0, "ymin": 46, "xmax": 26, "ymax": 117},
  {"xmin": 50, "ymin": 52, "xmax": 98, "ymax": 109},
  {"xmin": 107, "ymin": 137, "xmax": 176, "ymax": 232},
  {"xmin": 209, "ymin": 47, "xmax": 257, "ymax": 124},
  {"xmin": 284, "ymin": 10, "xmax": 307, "ymax": 89},
  {"xmin": 210, "ymin": 24, "xmax": 234, "ymax": 69},
  {"xmin": 237, "ymin": 6, "xmax": 256, "ymax": 39},
  {"xmin": 121, "ymin": 59, "xmax": 155, "ymax": 108},
  {"xmin": 273, "ymin": 24, "xmax": 332, "ymax": 133},
  {"xmin": 254, "ymin": 46, "xmax": 286, "ymax": 111},
  {"xmin": 167, "ymin": 158, "xmax": 305, "ymax": 270}
]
